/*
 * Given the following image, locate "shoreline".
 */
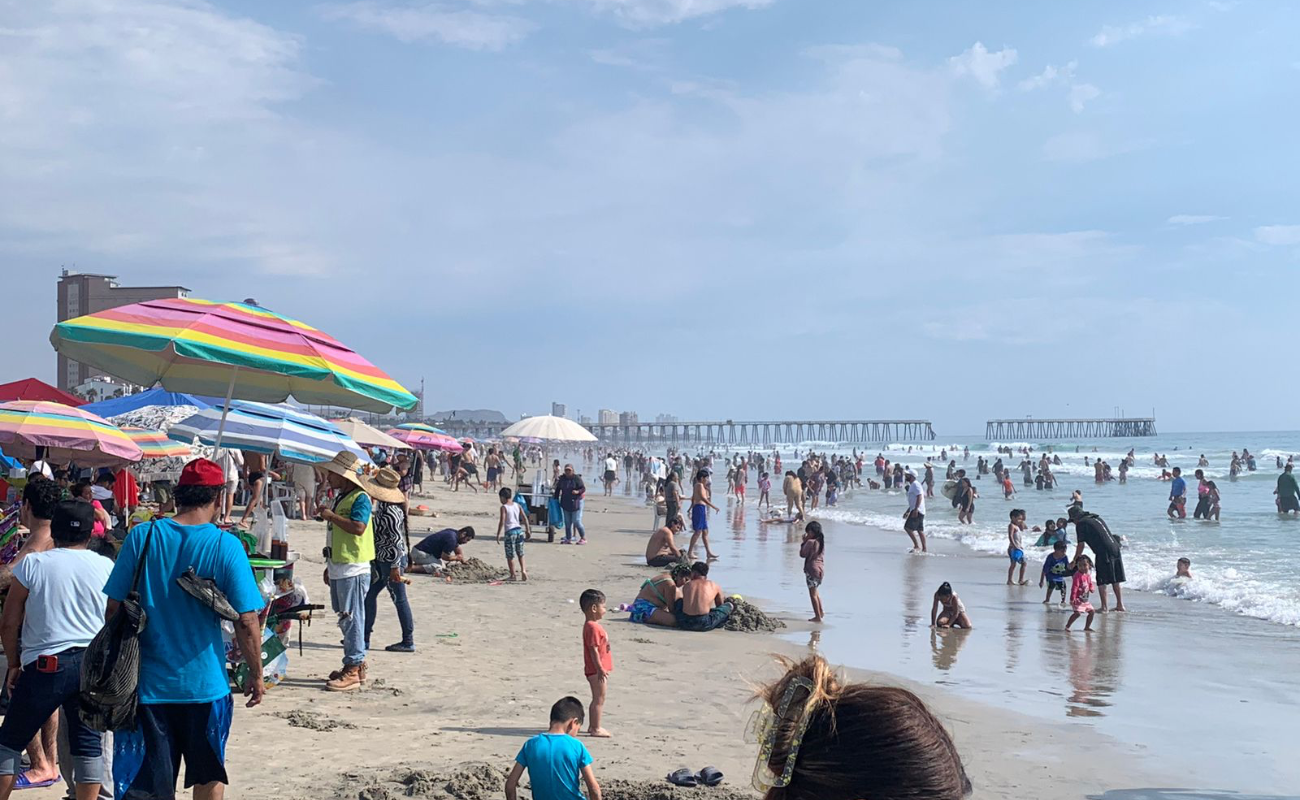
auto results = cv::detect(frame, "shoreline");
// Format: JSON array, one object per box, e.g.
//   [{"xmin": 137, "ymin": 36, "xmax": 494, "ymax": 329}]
[{"xmin": 217, "ymin": 476, "xmax": 1175, "ymax": 800}]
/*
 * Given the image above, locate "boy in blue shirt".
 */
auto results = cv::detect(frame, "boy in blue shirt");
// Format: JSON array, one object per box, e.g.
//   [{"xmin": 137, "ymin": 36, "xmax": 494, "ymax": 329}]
[
  {"xmin": 1040, "ymin": 540, "xmax": 1074, "ymax": 605},
  {"xmin": 506, "ymin": 697, "xmax": 602, "ymax": 800}
]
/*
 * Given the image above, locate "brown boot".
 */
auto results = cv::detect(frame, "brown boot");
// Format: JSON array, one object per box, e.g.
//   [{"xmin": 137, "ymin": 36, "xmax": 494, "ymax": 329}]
[
  {"xmin": 358, "ymin": 661, "xmax": 368, "ymax": 683},
  {"xmin": 326, "ymin": 664, "xmax": 363, "ymax": 692}
]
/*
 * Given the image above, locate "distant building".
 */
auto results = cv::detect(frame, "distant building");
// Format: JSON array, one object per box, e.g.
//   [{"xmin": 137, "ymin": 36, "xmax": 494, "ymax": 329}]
[
  {"xmin": 619, "ymin": 411, "xmax": 639, "ymax": 426},
  {"xmin": 579, "ymin": 415, "xmax": 592, "ymax": 424},
  {"xmin": 598, "ymin": 409, "xmax": 618, "ymax": 424},
  {"xmin": 551, "ymin": 402, "xmax": 567, "ymax": 418},
  {"xmin": 73, "ymin": 376, "xmax": 136, "ymax": 404},
  {"xmin": 654, "ymin": 413, "xmax": 678, "ymax": 424},
  {"xmin": 56, "ymin": 270, "xmax": 189, "ymax": 390}
]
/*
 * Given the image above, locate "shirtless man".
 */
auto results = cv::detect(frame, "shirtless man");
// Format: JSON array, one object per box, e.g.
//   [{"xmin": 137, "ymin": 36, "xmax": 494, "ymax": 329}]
[
  {"xmin": 646, "ymin": 517, "xmax": 685, "ymax": 567},
  {"xmin": 627, "ymin": 563, "xmax": 692, "ymax": 627},
  {"xmin": 238, "ymin": 451, "xmax": 279, "ymax": 527},
  {"xmin": 782, "ymin": 471, "xmax": 805, "ymax": 520},
  {"xmin": 673, "ymin": 562, "xmax": 734, "ymax": 632},
  {"xmin": 688, "ymin": 470, "xmax": 720, "ymax": 561}
]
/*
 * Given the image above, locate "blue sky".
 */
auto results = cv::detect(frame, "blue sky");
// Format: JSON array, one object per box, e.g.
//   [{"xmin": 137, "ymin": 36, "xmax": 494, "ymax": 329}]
[{"xmin": 2, "ymin": 0, "xmax": 1297, "ymax": 434}]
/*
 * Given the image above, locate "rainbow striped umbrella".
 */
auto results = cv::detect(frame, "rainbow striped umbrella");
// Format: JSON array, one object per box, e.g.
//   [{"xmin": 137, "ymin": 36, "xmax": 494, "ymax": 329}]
[
  {"xmin": 50, "ymin": 298, "xmax": 418, "ymax": 414},
  {"xmin": 394, "ymin": 422, "xmax": 448, "ymax": 435},
  {"xmin": 0, "ymin": 401, "xmax": 143, "ymax": 467},
  {"xmin": 386, "ymin": 428, "xmax": 463, "ymax": 453},
  {"xmin": 120, "ymin": 427, "xmax": 192, "ymax": 459}
]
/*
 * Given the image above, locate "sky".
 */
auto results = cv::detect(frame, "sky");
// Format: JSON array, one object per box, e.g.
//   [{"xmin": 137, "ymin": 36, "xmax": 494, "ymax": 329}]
[{"xmin": 1, "ymin": 0, "xmax": 1298, "ymax": 435}]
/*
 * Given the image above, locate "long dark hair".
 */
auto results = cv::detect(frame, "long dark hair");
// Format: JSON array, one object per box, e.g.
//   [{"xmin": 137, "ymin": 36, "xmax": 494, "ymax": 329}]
[
  {"xmin": 758, "ymin": 655, "xmax": 971, "ymax": 800},
  {"xmin": 805, "ymin": 521, "xmax": 825, "ymax": 556}
]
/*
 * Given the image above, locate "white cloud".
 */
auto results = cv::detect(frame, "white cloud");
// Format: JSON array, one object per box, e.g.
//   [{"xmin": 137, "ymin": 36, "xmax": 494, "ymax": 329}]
[
  {"xmin": 589, "ymin": 37, "xmax": 670, "ymax": 71},
  {"xmin": 1168, "ymin": 214, "xmax": 1226, "ymax": 226},
  {"xmin": 1255, "ymin": 225, "xmax": 1300, "ymax": 246},
  {"xmin": 318, "ymin": 2, "xmax": 533, "ymax": 50},
  {"xmin": 1090, "ymin": 15, "xmax": 1193, "ymax": 47},
  {"xmin": 1018, "ymin": 61, "xmax": 1075, "ymax": 91},
  {"xmin": 574, "ymin": 0, "xmax": 775, "ymax": 26},
  {"xmin": 1069, "ymin": 82, "xmax": 1100, "ymax": 112},
  {"xmin": 1042, "ymin": 131, "xmax": 1151, "ymax": 162},
  {"xmin": 949, "ymin": 42, "xmax": 1018, "ymax": 89}
]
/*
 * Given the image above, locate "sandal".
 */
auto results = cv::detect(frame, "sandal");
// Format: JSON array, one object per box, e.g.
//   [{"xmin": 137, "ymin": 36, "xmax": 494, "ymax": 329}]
[
  {"xmin": 666, "ymin": 769, "xmax": 698, "ymax": 787},
  {"xmin": 697, "ymin": 766, "xmax": 724, "ymax": 786}
]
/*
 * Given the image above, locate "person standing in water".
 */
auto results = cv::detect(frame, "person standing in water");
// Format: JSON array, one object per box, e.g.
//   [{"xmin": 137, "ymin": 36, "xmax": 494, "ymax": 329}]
[
  {"xmin": 903, "ymin": 472, "xmax": 926, "ymax": 553},
  {"xmin": 688, "ymin": 469, "xmax": 720, "ymax": 561},
  {"xmin": 1276, "ymin": 463, "xmax": 1300, "ymax": 515},
  {"xmin": 1167, "ymin": 467, "xmax": 1187, "ymax": 519}
]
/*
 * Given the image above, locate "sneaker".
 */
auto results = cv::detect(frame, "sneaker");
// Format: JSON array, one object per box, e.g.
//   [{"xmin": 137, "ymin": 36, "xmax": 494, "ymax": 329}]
[
  {"xmin": 325, "ymin": 664, "xmax": 363, "ymax": 692},
  {"xmin": 385, "ymin": 642, "xmax": 416, "ymax": 653},
  {"xmin": 560, "ymin": 538, "xmax": 572, "ymax": 545}
]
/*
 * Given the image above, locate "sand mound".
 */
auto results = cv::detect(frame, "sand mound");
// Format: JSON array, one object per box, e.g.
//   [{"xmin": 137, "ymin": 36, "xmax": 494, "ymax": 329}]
[
  {"xmin": 724, "ymin": 599, "xmax": 785, "ymax": 633},
  {"xmin": 338, "ymin": 766, "xmax": 756, "ymax": 800},
  {"xmin": 601, "ymin": 778, "xmax": 756, "ymax": 800},
  {"xmin": 275, "ymin": 710, "xmax": 356, "ymax": 731},
  {"xmin": 443, "ymin": 558, "xmax": 508, "ymax": 584}
]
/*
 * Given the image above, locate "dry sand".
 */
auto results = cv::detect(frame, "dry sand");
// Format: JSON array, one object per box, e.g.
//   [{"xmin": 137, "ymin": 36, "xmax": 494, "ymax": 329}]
[{"xmin": 191, "ymin": 477, "xmax": 1173, "ymax": 799}]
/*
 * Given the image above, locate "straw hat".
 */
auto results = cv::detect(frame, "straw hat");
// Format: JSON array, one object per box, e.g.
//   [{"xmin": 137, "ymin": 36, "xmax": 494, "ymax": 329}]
[
  {"xmin": 317, "ymin": 451, "xmax": 368, "ymax": 491},
  {"xmin": 367, "ymin": 467, "xmax": 406, "ymax": 504}
]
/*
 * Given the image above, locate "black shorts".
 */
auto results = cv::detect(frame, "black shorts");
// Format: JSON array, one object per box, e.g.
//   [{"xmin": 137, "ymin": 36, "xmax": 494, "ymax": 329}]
[
  {"xmin": 247, "ymin": 471, "xmax": 265, "ymax": 485},
  {"xmin": 604, "ymin": 470, "xmax": 616, "ymax": 483},
  {"xmin": 1095, "ymin": 554, "xmax": 1126, "ymax": 586},
  {"xmin": 904, "ymin": 512, "xmax": 924, "ymax": 533},
  {"xmin": 463, "ymin": 464, "xmax": 479, "ymax": 476},
  {"xmin": 119, "ymin": 698, "xmax": 232, "ymax": 799}
]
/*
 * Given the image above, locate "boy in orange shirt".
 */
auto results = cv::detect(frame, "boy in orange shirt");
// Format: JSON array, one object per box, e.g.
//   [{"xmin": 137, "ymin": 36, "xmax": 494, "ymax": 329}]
[{"xmin": 580, "ymin": 588, "xmax": 612, "ymax": 738}]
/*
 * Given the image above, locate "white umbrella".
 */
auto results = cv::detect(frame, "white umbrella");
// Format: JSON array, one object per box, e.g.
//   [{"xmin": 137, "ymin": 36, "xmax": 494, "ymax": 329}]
[
  {"xmin": 499, "ymin": 415, "xmax": 597, "ymax": 443},
  {"xmin": 332, "ymin": 417, "xmax": 408, "ymax": 450}
]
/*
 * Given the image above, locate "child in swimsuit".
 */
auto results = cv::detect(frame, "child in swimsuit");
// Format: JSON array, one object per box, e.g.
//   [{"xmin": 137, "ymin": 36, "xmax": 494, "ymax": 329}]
[
  {"xmin": 930, "ymin": 582, "xmax": 971, "ymax": 629},
  {"xmin": 1065, "ymin": 555, "xmax": 1096, "ymax": 632},
  {"xmin": 757, "ymin": 472, "xmax": 771, "ymax": 508}
]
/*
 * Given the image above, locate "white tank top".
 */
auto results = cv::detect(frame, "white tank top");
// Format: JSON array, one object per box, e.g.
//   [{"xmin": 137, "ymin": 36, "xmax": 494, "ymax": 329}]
[{"xmin": 502, "ymin": 501, "xmax": 523, "ymax": 530}]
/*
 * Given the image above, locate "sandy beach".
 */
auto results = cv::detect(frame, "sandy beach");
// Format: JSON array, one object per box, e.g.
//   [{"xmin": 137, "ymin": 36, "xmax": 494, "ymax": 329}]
[{"xmin": 178, "ymin": 473, "xmax": 1180, "ymax": 800}]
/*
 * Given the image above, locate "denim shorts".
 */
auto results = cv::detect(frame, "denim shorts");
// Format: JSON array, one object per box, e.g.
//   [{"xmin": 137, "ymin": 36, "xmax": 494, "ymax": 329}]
[{"xmin": 504, "ymin": 528, "xmax": 525, "ymax": 559}]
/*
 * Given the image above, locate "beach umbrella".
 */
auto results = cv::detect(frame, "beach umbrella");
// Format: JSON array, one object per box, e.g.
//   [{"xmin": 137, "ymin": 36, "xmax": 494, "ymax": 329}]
[
  {"xmin": 50, "ymin": 298, "xmax": 419, "ymax": 445},
  {"xmin": 120, "ymin": 427, "xmax": 192, "ymax": 459},
  {"xmin": 394, "ymin": 422, "xmax": 448, "ymax": 435},
  {"xmin": 169, "ymin": 401, "xmax": 371, "ymax": 464},
  {"xmin": 499, "ymin": 415, "xmax": 597, "ymax": 443},
  {"xmin": 82, "ymin": 386, "xmax": 213, "ymax": 418},
  {"xmin": 0, "ymin": 401, "xmax": 143, "ymax": 467},
  {"xmin": 332, "ymin": 417, "xmax": 408, "ymax": 450},
  {"xmin": 0, "ymin": 378, "xmax": 85, "ymax": 406},
  {"xmin": 386, "ymin": 428, "xmax": 462, "ymax": 453}
]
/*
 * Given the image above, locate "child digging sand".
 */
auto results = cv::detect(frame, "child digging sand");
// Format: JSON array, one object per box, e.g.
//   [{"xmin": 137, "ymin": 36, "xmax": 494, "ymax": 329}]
[
  {"xmin": 1066, "ymin": 555, "xmax": 1096, "ymax": 632},
  {"xmin": 580, "ymin": 588, "xmax": 612, "ymax": 738},
  {"xmin": 506, "ymin": 696, "xmax": 603, "ymax": 800},
  {"xmin": 496, "ymin": 487, "xmax": 531, "ymax": 581}
]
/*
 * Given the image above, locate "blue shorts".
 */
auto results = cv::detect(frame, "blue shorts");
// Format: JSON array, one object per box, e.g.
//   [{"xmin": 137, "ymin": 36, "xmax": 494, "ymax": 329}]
[
  {"xmin": 1009, "ymin": 548, "xmax": 1025, "ymax": 564},
  {"xmin": 504, "ymin": 528, "xmax": 524, "ymax": 560},
  {"xmin": 691, "ymin": 503, "xmax": 708, "ymax": 531},
  {"xmin": 115, "ymin": 696, "xmax": 233, "ymax": 798},
  {"xmin": 628, "ymin": 598, "xmax": 658, "ymax": 624}
]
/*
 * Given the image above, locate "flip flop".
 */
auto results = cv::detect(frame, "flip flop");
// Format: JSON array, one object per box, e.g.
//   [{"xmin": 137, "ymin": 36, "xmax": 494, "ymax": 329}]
[
  {"xmin": 14, "ymin": 773, "xmax": 60, "ymax": 789},
  {"xmin": 696, "ymin": 766, "xmax": 724, "ymax": 786},
  {"xmin": 666, "ymin": 769, "xmax": 698, "ymax": 787}
]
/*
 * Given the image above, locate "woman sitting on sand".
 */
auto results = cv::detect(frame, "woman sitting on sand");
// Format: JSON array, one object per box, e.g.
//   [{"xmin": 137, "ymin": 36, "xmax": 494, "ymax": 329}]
[
  {"xmin": 627, "ymin": 562, "xmax": 692, "ymax": 627},
  {"xmin": 752, "ymin": 655, "xmax": 971, "ymax": 800}
]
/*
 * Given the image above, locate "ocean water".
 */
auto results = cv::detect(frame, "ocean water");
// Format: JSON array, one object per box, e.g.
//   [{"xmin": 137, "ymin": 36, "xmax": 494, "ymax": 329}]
[{"xmin": 783, "ymin": 432, "xmax": 1300, "ymax": 628}]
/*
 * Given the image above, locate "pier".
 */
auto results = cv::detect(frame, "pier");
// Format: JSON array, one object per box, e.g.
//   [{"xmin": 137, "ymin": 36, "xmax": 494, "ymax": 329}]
[
  {"xmin": 585, "ymin": 419, "xmax": 935, "ymax": 446},
  {"xmin": 985, "ymin": 418, "xmax": 1157, "ymax": 440}
]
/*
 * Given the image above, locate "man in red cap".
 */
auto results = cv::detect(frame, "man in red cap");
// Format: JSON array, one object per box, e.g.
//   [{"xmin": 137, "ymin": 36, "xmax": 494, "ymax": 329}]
[{"xmin": 103, "ymin": 458, "xmax": 267, "ymax": 799}]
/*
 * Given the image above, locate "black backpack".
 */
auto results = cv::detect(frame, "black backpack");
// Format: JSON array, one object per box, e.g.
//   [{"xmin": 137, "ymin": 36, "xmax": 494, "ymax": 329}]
[{"xmin": 80, "ymin": 522, "xmax": 154, "ymax": 732}]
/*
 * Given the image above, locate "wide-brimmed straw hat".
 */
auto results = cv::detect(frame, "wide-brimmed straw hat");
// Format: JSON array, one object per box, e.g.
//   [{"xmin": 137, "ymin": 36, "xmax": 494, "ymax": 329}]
[
  {"xmin": 367, "ymin": 467, "xmax": 406, "ymax": 504},
  {"xmin": 317, "ymin": 451, "xmax": 368, "ymax": 491}
]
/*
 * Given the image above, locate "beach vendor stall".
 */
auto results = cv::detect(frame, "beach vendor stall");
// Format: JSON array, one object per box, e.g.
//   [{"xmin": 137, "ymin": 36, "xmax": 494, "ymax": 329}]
[
  {"xmin": 498, "ymin": 415, "xmax": 598, "ymax": 538},
  {"xmin": 50, "ymin": 297, "xmax": 419, "ymax": 698}
]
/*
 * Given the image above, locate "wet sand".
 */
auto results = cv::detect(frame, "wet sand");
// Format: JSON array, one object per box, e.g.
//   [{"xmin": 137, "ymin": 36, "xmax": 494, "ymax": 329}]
[{"xmin": 193, "ymin": 472, "xmax": 1176, "ymax": 800}]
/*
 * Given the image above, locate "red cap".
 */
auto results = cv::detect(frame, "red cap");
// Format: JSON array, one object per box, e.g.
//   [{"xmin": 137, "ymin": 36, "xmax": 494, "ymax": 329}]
[{"xmin": 179, "ymin": 458, "xmax": 225, "ymax": 487}]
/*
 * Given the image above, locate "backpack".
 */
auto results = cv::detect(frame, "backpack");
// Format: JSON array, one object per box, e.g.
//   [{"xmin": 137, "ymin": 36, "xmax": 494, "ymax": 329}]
[{"xmin": 80, "ymin": 522, "xmax": 154, "ymax": 732}]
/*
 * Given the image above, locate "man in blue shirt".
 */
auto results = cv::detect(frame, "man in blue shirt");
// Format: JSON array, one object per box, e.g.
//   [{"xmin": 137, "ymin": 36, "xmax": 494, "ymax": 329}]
[
  {"xmin": 506, "ymin": 697, "xmax": 601, "ymax": 800},
  {"xmin": 1167, "ymin": 467, "xmax": 1187, "ymax": 519},
  {"xmin": 103, "ymin": 458, "xmax": 265, "ymax": 799}
]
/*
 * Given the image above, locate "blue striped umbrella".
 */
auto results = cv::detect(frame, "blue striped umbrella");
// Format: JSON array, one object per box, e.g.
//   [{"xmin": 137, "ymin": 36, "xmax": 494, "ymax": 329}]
[{"xmin": 168, "ymin": 400, "xmax": 370, "ymax": 464}]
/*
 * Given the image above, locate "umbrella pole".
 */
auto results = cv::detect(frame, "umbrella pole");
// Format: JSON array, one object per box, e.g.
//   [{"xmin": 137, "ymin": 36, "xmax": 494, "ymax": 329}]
[{"xmin": 213, "ymin": 367, "xmax": 241, "ymax": 449}]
